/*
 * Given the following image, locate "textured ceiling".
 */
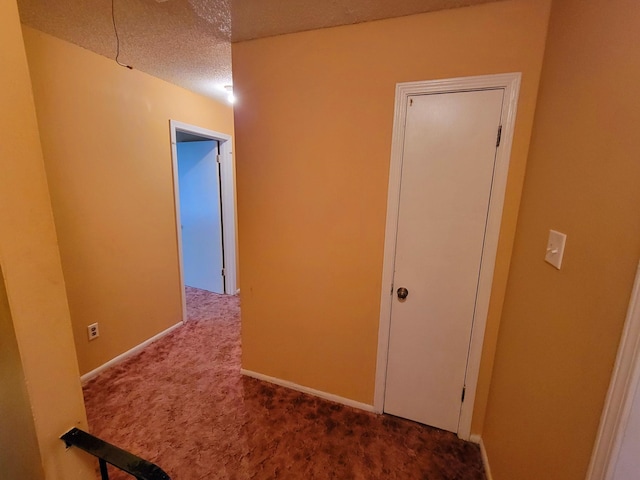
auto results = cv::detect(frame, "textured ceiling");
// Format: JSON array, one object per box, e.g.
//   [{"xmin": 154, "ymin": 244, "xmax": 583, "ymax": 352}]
[
  {"xmin": 17, "ymin": 0, "xmax": 502, "ymax": 102},
  {"xmin": 232, "ymin": 0, "xmax": 502, "ymax": 42}
]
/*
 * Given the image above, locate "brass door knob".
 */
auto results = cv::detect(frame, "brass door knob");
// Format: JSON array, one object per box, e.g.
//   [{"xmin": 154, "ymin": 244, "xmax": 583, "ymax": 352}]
[{"xmin": 397, "ymin": 287, "xmax": 409, "ymax": 300}]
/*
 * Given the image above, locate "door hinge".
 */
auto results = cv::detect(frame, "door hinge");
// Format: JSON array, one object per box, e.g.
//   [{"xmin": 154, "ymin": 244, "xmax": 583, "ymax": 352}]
[
  {"xmin": 216, "ymin": 154, "xmax": 222, "ymax": 163},
  {"xmin": 409, "ymin": 98, "xmax": 413, "ymax": 107},
  {"xmin": 461, "ymin": 386, "xmax": 466, "ymax": 403},
  {"xmin": 496, "ymin": 125, "xmax": 502, "ymax": 147},
  {"xmin": 221, "ymin": 268, "xmax": 226, "ymax": 277}
]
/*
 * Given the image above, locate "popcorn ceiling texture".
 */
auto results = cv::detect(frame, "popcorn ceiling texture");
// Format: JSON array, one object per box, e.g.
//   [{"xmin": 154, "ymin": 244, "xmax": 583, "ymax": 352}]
[
  {"xmin": 231, "ymin": 0, "xmax": 504, "ymax": 42},
  {"xmin": 18, "ymin": 0, "xmax": 232, "ymax": 101},
  {"xmin": 17, "ymin": 0, "xmax": 502, "ymax": 107}
]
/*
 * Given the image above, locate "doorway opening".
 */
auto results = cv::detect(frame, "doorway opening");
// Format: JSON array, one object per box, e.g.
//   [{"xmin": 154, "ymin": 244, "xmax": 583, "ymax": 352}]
[{"xmin": 169, "ymin": 120, "xmax": 237, "ymax": 322}]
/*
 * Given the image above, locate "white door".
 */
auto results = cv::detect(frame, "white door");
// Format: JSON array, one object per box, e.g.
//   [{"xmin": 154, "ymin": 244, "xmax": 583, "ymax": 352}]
[
  {"xmin": 177, "ymin": 141, "xmax": 225, "ymax": 294},
  {"xmin": 384, "ymin": 89, "xmax": 504, "ymax": 433}
]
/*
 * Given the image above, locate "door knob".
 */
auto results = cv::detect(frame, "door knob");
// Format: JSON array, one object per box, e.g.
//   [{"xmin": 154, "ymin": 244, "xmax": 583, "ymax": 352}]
[{"xmin": 397, "ymin": 287, "xmax": 409, "ymax": 300}]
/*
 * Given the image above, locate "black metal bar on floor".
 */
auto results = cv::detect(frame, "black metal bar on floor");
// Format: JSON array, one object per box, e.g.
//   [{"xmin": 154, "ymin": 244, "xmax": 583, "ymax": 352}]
[
  {"xmin": 99, "ymin": 458, "xmax": 109, "ymax": 480},
  {"xmin": 61, "ymin": 427, "xmax": 171, "ymax": 480}
]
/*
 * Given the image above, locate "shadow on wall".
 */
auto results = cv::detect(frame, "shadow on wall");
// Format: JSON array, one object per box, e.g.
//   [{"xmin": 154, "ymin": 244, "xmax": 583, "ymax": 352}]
[{"xmin": 0, "ymin": 269, "xmax": 44, "ymax": 479}]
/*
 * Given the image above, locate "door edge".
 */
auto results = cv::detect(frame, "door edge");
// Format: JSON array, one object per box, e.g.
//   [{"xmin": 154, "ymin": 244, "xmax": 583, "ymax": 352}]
[{"xmin": 586, "ymin": 261, "xmax": 640, "ymax": 480}]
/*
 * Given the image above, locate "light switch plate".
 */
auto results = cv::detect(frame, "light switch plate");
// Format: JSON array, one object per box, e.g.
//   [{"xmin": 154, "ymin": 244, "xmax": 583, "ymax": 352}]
[{"xmin": 545, "ymin": 229, "xmax": 567, "ymax": 269}]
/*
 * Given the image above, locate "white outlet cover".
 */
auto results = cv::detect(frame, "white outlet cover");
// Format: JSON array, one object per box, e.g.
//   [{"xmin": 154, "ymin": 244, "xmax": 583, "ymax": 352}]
[
  {"xmin": 87, "ymin": 323, "xmax": 99, "ymax": 340},
  {"xmin": 545, "ymin": 229, "xmax": 567, "ymax": 270}
]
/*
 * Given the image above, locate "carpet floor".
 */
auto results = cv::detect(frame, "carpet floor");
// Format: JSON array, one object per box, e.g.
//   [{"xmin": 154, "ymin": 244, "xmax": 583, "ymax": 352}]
[{"xmin": 83, "ymin": 287, "xmax": 486, "ymax": 479}]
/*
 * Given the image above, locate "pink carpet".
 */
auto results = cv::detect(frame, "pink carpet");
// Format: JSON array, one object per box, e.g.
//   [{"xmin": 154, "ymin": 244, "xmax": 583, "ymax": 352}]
[{"xmin": 83, "ymin": 287, "xmax": 485, "ymax": 479}]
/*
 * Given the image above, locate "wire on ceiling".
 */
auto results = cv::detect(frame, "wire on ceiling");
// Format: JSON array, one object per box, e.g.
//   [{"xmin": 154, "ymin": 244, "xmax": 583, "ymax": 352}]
[{"xmin": 111, "ymin": 0, "xmax": 133, "ymax": 69}]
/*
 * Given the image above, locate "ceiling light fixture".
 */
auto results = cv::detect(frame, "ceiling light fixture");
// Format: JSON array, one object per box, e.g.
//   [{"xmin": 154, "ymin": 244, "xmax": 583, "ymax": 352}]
[{"xmin": 224, "ymin": 85, "xmax": 236, "ymax": 105}]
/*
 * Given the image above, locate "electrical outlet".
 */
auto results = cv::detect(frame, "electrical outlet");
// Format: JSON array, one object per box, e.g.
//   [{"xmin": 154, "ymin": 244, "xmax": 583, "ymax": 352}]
[{"xmin": 87, "ymin": 323, "xmax": 99, "ymax": 341}]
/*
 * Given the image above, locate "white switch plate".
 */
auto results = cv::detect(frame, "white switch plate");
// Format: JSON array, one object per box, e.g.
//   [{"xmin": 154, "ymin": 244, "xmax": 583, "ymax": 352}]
[{"xmin": 545, "ymin": 229, "xmax": 567, "ymax": 269}]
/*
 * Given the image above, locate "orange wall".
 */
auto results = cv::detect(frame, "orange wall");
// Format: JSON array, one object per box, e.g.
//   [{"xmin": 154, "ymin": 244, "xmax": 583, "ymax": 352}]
[
  {"xmin": 21, "ymin": 27, "xmax": 235, "ymax": 374},
  {"xmin": 0, "ymin": 2, "xmax": 93, "ymax": 477},
  {"xmin": 0, "ymin": 269, "xmax": 43, "ymax": 479},
  {"xmin": 482, "ymin": 0, "xmax": 640, "ymax": 478},
  {"xmin": 232, "ymin": 0, "xmax": 550, "ymax": 410}
]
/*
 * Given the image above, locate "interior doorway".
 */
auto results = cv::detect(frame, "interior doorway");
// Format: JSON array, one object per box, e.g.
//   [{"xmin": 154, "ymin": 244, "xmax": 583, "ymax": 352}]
[
  {"xmin": 375, "ymin": 73, "xmax": 521, "ymax": 439},
  {"xmin": 176, "ymin": 139, "xmax": 224, "ymax": 293},
  {"xmin": 169, "ymin": 120, "xmax": 237, "ymax": 321}
]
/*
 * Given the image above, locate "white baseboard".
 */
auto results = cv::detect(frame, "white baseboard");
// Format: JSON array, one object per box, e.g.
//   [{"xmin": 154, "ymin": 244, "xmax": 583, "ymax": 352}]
[
  {"xmin": 240, "ymin": 369, "xmax": 376, "ymax": 413},
  {"xmin": 81, "ymin": 322, "xmax": 183, "ymax": 384},
  {"xmin": 470, "ymin": 434, "xmax": 493, "ymax": 480}
]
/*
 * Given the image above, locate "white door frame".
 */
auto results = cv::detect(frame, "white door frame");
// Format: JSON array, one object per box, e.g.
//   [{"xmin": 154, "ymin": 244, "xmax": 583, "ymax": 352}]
[
  {"xmin": 587, "ymin": 260, "xmax": 640, "ymax": 480},
  {"xmin": 169, "ymin": 120, "xmax": 237, "ymax": 322},
  {"xmin": 374, "ymin": 73, "xmax": 521, "ymax": 440}
]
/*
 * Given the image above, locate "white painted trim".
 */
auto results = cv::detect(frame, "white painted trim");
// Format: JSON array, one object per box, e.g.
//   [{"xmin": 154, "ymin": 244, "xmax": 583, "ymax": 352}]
[
  {"xmin": 169, "ymin": 120, "xmax": 238, "ymax": 318},
  {"xmin": 469, "ymin": 434, "xmax": 481, "ymax": 443},
  {"xmin": 374, "ymin": 73, "xmax": 522, "ymax": 439},
  {"xmin": 241, "ymin": 369, "xmax": 376, "ymax": 413},
  {"xmin": 587, "ymin": 261, "xmax": 640, "ymax": 480},
  {"xmin": 470, "ymin": 435, "xmax": 494, "ymax": 480},
  {"xmin": 80, "ymin": 322, "xmax": 182, "ymax": 384}
]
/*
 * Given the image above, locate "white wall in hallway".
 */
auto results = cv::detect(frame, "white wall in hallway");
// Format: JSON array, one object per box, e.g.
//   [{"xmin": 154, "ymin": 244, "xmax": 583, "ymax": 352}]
[{"xmin": 177, "ymin": 141, "xmax": 224, "ymax": 293}]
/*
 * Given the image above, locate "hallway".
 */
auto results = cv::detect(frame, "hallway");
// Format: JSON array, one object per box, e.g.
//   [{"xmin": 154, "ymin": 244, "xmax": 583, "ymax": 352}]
[{"xmin": 82, "ymin": 287, "xmax": 485, "ymax": 479}]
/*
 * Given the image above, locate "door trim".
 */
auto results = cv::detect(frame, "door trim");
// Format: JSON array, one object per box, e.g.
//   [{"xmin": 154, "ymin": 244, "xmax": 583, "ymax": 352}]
[
  {"xmin": 374, "ymin": 73, "xmax": 521, "ymax": 439},
  {"xmin": 169, "ymin": 120, "xmax": 237, "ymax": 322},
  {"xmin": 586, "ymin": 260, "xmax": 640, "ymax": 480}
]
